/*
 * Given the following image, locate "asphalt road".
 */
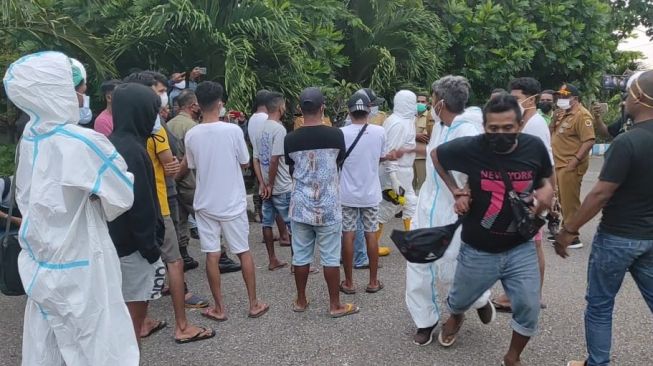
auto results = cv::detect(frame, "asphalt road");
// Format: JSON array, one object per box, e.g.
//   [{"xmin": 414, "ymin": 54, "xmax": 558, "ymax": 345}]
[{"xmin": 1, "ymin": 157, "xmax": 651, "ymax": 366}]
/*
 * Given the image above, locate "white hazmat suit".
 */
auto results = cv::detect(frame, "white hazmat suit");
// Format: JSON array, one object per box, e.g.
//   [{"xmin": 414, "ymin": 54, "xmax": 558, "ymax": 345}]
[
  {"xmin": 3, "ymin": 52, "xmax": 139, "ymax": 365},
  {"xmin": 406, "ymin": 106, "xmax": 491, "ymax": 328},
  {"xmin": 379, "ymin": 90, "xmax": 418, "ymax": 224}
]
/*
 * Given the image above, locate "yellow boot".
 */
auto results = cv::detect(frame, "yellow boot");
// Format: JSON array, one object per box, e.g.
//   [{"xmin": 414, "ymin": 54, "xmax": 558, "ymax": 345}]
[
  {"xmin": 377, "ymin": 223, "xmax": 391, "ymax": 256},
  {"xmin": 403, "ymin": 218, "xmax": 412, "ymax": 231}
]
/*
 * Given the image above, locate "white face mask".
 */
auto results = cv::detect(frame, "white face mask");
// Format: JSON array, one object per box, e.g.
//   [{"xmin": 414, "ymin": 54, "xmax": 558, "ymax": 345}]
[
  {"xmin": 557, "ymin": 98, "xmax": 571, "ymax": 110},
  {"xmin": 78, "ymin": 94, "xmax": 92, "ymax": 125},
  {"xmin": 219, "ymin": 106, "xmax": 227, "ymax": 118},
  {"xmin": 370, "ymin": 106, "xmax": 379, "ymax": 117},
  {"xmin": 152, "ymin": 115, "xmax": 162, "ymax": 134},
  {"xmin": 174, "ymin": 80, "xmax": 186, "ymax": 89},
  {"xmin": 431, "ymin": 100, "xmax": 443, "ymax": 124},
  {"xmin": 160, "ymin": 93, "xmax": 169, "ymax": 110}
]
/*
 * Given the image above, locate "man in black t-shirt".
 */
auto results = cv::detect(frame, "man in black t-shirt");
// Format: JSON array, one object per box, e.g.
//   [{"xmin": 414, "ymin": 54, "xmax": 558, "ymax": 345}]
[
  {"xmin": 432, "ymin": 94, "xmax": 553, "ymax": 366},
  {"xmin": 557, "ymin": 71, "xmax": 653, "ymax": 366}
]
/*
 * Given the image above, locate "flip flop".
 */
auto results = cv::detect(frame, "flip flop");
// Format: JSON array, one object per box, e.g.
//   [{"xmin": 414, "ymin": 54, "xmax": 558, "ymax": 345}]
[
  {"xmin": 330, "ymin": 303, "xmax": 360, "ymax": 318},
  {"xmin": 354, "ymin": 263, "xmax": 383, "ymax": 270},
  {"xmin": 175, "ymin": 327, "xmax": 216, "ymax": 344},
  {"xmin": 365, "ymin": 281, "xmax": 384, "ymax": 293},
  {"xmin": 292, "ymin": 299, "xmax": 310, "ymax": 313},
  {"xmin": 309, "ymin": 267, "xmax": 320, "ymax": 274},
  {"xmin": 491, "ymin": 299, "xmax": 513, "ymax": 313},
  {"xmin": 268, "ymin": 262, "xmax": 289, "ymax": 271},
  {"xmin": 279, "ymin": 240, "xmax": 291, "ymax": 247},
  {"xmin": 248, "ymin": 303, "xmax": 270, "ymax": 318},
  {"xmin": 141, "ymin": 320, "xmax": 167, "ymax": 338},
  {"xmin": 201, "ymin": 311, "xmax": 228, "ymax": 322},
  {"xmin": 339, "ymin": 281, "xmax": 356, "ymax": 295},
  {"xmin": 185, "ymin": 294, "xmax": 209, "ymax": 309},
  {"xmin": 438, "ymin": 318, "xmax": 463, "ymax": 347}
]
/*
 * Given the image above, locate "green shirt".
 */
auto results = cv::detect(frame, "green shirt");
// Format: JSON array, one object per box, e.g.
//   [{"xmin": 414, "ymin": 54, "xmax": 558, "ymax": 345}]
[{"xmin": 538, "ymin": 109, "xmax": 552, "ymax": 126}]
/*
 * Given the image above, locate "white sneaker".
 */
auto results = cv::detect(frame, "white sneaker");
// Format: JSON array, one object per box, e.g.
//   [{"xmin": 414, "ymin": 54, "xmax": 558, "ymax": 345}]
[{"xmin": 568, "ymin": 239, "xmax": 584, "ymax": 249}]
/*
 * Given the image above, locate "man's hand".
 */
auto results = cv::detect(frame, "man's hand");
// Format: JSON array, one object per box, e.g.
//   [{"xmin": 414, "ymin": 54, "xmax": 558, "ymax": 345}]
[
  {"xmin": 554, "ymin": 229, "xmax": 575, "ymax": 258},
  {"xmin": 553, "ymin": 108, "xmax": 565, "ymax": 122},
  {"xmin": 261, "ymin": 185, "xmax": 272, "ymax": 200},
  {"xmin": 590, "ymin": 103, "xmax": 605, "ymax": 118},
  {"xmin": 452, "ymin": 188, "xmax": 471, "ymax": 215},
  {"xmin": 533, "ymin": 180, "xmax": 554, "ymax": 215},
  {"xmin": 163, "ymin": 157, "xmax": 181, "ymax": 176},
  {"xmin": 416, "ymin": 133, "xmax": 430, "ymax": 144},
  {"xmin": 565, "ymin": 157, "xmax": 579, "ymax": 172},
  {"xmin": 171, "ymin": 72, "xmax": 185, "ymax": 83}
]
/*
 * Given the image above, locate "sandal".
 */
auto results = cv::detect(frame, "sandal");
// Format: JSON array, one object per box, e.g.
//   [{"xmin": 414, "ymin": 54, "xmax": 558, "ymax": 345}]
[
  {"xmin": 185, "ymin": 294, "xmax": 209, "ymax": 309},
  {"xmin": 491, "ymin": 299, "xmax": 513, "ymax": 313},
  {"xmin": 438, "ymin": 316, "xmax": 464, "ymax": 347},
  {"xmin": 175, "ymin": 327, "xmax": 216, "ymax": 344},
  {"xmin": 365, "ymin": 281, "xmax": 384, "ymax": 293},
  {"xmin": 248, "ymin": 303, "xmax": 270, "ymax": 318},
  {"xmin": 339, "ymin": 281, "xmax": 356, "ymax": 295},
  {"xmin": 292, "ymin": 299, "xmax": 309, "ymax": 313},
  {"xmin": 141, "ymin": 320, "xmax": 167, "ymax": 338},
  {"xmin": 330, "ymin": 303, "xmax": 360, "ymax": 318},
  {"xmin": 201, "ymin": 311, "xmax": 228, "ymax": 322},
  {"xmin": 268, "ymin": 262, "xmax": 289, "ymax": 271}
]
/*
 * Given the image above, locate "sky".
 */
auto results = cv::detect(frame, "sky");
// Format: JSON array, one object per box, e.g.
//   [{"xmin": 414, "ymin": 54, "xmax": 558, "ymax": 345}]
[{"xmin": 618, "ymin": 27, "xmax": 653, "ymax": 68}]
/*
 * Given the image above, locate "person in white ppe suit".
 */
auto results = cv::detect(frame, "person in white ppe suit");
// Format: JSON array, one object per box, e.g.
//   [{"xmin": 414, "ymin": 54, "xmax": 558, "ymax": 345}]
[
  {"xmin": 406, "ymin": 76, "xmax": 492, "ymax": 346},
  {"xmin": 377, "ymin": 90, "xmax": 419, "ymax": 253},
  {"xmin": 70, "ymin": 58, "xmax": 93, "ymax": 126},
  {"xmin": 3, "ymin": 52, "xmax": 139, "ymax": 365}
]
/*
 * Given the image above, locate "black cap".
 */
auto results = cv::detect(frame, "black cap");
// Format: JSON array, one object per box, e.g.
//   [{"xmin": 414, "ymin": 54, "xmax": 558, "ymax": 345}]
[
  {"xmin": 360, "ymin": 88, "xmax": 385, "ymax": 107},
  {"xmin": 299, "ymin": 87, "xmax": 324, "ymax": 112},
  {"xmin": 347, "ymin": 92, "xmax": 371, "ymax": 113},
  {"xmin": 555, "ymin": 83, "xmax": 580, "ymax": 97}
]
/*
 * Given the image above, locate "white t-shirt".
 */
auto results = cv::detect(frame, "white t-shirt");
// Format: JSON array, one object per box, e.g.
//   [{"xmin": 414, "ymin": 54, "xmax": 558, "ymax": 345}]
[
  {"xmin": 247, "ymin": 112, "xmax": 268, "ymax": 153},
  {"xmin": 339, "ymin": 123, "xmax": 386, "ymax": 207},
  {"xmin": 522, "ymin": 113, "xmax": 553, "ymax": 163},
  {"xmin": 255, "ymin": 120, "xmax": 292, "ymax": 194},
  {"xmin": 185, "ymin": 122, "xmax": 250, "ymax": 219}
]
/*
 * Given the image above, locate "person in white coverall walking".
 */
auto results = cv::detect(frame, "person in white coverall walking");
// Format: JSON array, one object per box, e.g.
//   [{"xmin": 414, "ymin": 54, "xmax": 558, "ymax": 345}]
[
  {"xmin": 377, "ymin": 90, "xmax": 419, "ymax": 252},
  {"xmin": 4, "ymin": 52, "xmax": 139, "ymax": 365},
  {"xmin": 407, "ymin": 76, "xmax": 492, "ymax": 346}
]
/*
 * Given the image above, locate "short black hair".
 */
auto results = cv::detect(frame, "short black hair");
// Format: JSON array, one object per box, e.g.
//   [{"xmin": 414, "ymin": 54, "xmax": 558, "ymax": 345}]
[
  {"xmin": 195, "ymin": 81, "xmax": 224, "ymax": 110},
  {"xmin": 491, "ymin": 88, "xmax": 507, "ymax": 95},
  {"xmin": 100, "ymin": 79, "xmax": 122, "ymax": 95},
  {"xmin": 176, "ymin": 89, "xmax": 197, "ymax": 109},
  {"xmin": 265, "ymin": 92, "xmax": 285, "ymax": 113},
  {"xmin": 254, "ymin": 89, "xmax": 270, "ymax": 108},
  {"xmin": 350, "ymin": 110, "xmax": 369, "ymax": 119},
  {"xmin": 509, "ymin": 77, "xmax": 541, "ymax": 97},
  {"xmin": 483, "ymin": 93, "xmax": 522, "ymax": 125},
  {"xmin": 417, "ymin": 91, "xmax": 429, "ymax": 98},
  {"xmin": 123, "ymin": 70, "xmax": 167, "ymax": 88},
  {"xmin": 541, "ymin": 89, "xmax": 555, "ymax": 96}
]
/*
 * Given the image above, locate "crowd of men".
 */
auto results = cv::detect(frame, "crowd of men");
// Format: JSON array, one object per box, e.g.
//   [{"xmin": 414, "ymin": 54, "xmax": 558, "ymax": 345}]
[{"xmin": 2, "ymin": 51, "xmax": 652, "ymax": 366}]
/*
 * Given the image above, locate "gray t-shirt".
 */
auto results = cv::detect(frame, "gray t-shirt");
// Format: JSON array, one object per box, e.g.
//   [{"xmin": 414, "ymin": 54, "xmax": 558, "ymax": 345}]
[{"xmin": 254, "ymin": 120, "xmax": 292, "ymax": 194}]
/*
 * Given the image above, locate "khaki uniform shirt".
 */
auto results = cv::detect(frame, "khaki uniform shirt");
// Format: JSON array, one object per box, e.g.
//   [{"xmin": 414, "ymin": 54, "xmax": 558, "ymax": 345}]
[
  {"xmin": 370, "ymin": 111, "xmax": 387, "ymax": 126},
  {"xmin": 414, "ymin": 111, "xmax": 431, "ymax": 159},
  {"xmin": 551, "ymin": 105, "xmax": 595, "ymax": 168}
]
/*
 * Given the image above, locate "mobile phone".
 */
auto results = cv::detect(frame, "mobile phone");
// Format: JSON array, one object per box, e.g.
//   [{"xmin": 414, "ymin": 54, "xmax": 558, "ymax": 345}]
[{"xmin": 197, "ymin": 67, "xmax": 207, "ymax": 75}]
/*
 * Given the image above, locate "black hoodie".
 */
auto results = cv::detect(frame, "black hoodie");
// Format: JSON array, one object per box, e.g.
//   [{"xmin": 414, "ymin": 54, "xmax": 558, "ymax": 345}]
[{"xmin": 108, "ymin": 83, "xmax": 163, "ymax": 263}]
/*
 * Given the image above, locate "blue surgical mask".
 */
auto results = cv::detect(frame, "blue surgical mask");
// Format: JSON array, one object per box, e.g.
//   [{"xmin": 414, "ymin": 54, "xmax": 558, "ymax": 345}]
[{"xmin": 152, "ymin": 115, "xmax": 162, "ymax": 134}]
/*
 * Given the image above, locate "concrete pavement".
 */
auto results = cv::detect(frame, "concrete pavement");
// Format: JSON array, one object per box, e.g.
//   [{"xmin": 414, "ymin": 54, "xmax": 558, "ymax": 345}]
[{"xmin": 1, "ymin": 157, "xmax": 651, "ymax": 365}]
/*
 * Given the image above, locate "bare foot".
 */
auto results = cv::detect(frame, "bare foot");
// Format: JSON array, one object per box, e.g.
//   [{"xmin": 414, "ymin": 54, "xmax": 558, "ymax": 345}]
[
  {"xmin": 248, "ymin": 301, "xmax": 270, "ymax": 318},
  {"xmin": 176, "ymin": 323, "xmax": 209, "ymax": 340},
  {"xmin": 268, "ymin": 259, "xmax": 288, "ymax": 271},
  {"xmin": 440, "ymin": 315, "xmax": 464, "ymax": 345},
  {"xmin": 202, "ymin": 307, "xmax": 227, "ymax": 321},
  {"xmin": 503, "ymin": 355, "xmax": 522, "ymax": 366},
  {"xmin": 140, "ymin": 318, "xmax": 165, "ymax": 337}
]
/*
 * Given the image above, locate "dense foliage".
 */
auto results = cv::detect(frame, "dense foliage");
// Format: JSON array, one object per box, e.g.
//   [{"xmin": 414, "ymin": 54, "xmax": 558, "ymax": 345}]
[{"xmin": 1, "ymin": 0, "xmax": 650, "ymax": 121}]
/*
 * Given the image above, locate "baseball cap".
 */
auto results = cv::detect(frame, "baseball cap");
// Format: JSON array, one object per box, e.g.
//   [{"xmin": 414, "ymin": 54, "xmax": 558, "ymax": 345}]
[
  {"xmin": 359, "ymin": 88, "xmax": 385, "ymax": 107},
  {"xmin": 347, "ymin": 91, "xmax": 371, "ymax": 113},
  {"xmin": 555, "ymin": 83, "xmax": 580, "ymax": 97},
  {"xmin": 299, "ymin": 87, "xmax": 324, "ymax": 112}
]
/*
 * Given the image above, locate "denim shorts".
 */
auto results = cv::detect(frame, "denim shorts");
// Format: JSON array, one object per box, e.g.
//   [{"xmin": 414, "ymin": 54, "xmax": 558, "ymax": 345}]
[
  {"xmin": 262, "ymin": 191, "xmax": 291, "ymax": 229},
  {"xmin": 447, "ymin": 241, "xmax": 541, "ymax": 337},
  {"xmin": 290, "ymin": 221, "xmax": 341, "ymax": 267}
]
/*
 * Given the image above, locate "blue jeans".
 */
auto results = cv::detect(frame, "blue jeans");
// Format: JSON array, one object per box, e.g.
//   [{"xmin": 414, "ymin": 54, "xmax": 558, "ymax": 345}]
[
  {"xmin": 262, "ymin": 192, "xmax": 291, "ymax": 229},
  {"xmin": 585, "ymin": 232, "xmax": 653, "ymax": 366},
  {"xmin": 354, "ymin": 218, "xmax": 368, "ymax": 267},
  {"xmin": 447, "ymin": 241, "xmax": 541, "ymax": 337},
  {"xmin": 291, "ymin": 221, "xmax": 342, "ymax": 267}
]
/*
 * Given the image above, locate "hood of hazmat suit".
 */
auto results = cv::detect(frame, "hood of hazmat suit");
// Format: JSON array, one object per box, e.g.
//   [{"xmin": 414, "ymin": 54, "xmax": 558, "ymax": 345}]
[
  {"xmin": 405, "ymin": 106, "xmax": 489, "ymax": 330},
  {"xmin": 3, "ymin": 51, "xmax": 139, "ymax": 366}
]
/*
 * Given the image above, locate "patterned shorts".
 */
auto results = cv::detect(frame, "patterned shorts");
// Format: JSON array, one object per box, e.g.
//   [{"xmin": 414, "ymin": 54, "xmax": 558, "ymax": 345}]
[{"xmin": 342, "ymin": 206, "xmax": 379, "ymax": 233}]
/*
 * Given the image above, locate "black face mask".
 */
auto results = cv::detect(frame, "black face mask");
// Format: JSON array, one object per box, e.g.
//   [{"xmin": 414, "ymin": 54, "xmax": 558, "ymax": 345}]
[
  {"xmin": 537, "ymin": 102, "xmax": 553, "ymax": 114},
  {"xmin": 484, "ymin": 133, "xmax": 518, "ymax": 153}
]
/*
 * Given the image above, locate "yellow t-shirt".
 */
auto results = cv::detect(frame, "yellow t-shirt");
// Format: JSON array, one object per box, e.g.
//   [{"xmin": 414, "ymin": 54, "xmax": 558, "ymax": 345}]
[{"xmin": 146, "ymin": 128, "xmax": 171, "ymax": 216}]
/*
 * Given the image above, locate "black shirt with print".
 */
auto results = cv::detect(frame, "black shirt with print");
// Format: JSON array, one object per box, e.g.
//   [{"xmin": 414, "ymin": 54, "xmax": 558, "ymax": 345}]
[{"xmin": 437, "ymin": 134, "xmax": 553, "ymax": 253}]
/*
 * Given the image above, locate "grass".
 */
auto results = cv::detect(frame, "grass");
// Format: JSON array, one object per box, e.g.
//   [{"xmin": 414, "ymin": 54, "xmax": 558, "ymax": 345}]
[{"xmin": 0, "ymin": 144, "xmax": 16, "ymax": 176}]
